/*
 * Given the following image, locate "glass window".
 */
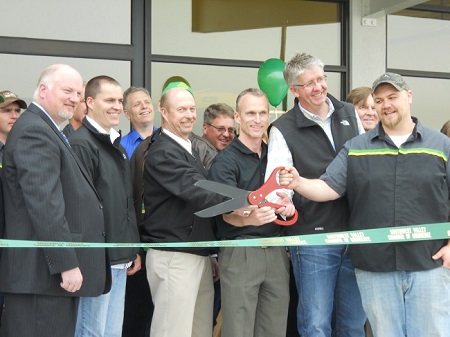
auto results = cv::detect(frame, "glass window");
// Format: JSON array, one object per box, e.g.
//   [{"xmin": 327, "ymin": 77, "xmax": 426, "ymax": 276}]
[
  {"xmin": 388, "ymin": 15, "xmax": 450, "ymax": 72},
  {"xmin": 402, "ymin": 77, "xmax": 450, "ymax": 131},
  {"xmin": 387, "ymin": 15, "xmax": 450, "ymax": 131},
  {"xmin": 152, "ymin": 62, "xmax": 270, "ymax": 134},
  {"xmin": 152, "ymin": 0, "xmax": 341, "ymax": 65},
  {"xmin": 150, "ymin": 63, "xmax": 343, "ymax": 135},
  {"xmin": 285, "ymin": 23, "xmax": 341, "ymax": 66},
  {"xmin": 0, "ymin": 54, "xmax": 131, "ymax": 133},
  {"xmin": 0, "ymin": 0, "xmax": 130, "ymax": 44},
  {"xmin": 152, "ymin": 0, "xmax": 281, "ymax": 60}
]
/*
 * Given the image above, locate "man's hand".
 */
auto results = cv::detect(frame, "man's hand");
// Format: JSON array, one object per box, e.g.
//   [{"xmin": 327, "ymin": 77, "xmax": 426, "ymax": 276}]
[
  {"xmin": 278, "ymin": 166, "xmax": 299, "ymax": 190},
  {"xmin": 279, "ymin": 166, "xmax": 340, "ymax": 202},
  {"xmin": 225, "ymin": 205, "xmax": 277, "ymax": 227},
  {"xmin": 274, "ymin": 191, "xmax": 295, "ymax": 217},
  {"xmin": 210, "ymin": 256, "xmax": 220, "ymax": 282},
  {"xmin": 127, "ymin": 254, "xmax": 142, "ymax": 275},
  {"xmin": 247, "ymin": 206, "xmax": 277, "ymax": 225},
  {"xmin": 233, "ymin": 205, "xmax": 258, "ymax": 218},
  {"xmin": 432, "ymin": 241, "xmax": 450, "ymax": 268},
  {"xmin": 60, "ymin": 267, "xmax": 83, "ymax": 293}
]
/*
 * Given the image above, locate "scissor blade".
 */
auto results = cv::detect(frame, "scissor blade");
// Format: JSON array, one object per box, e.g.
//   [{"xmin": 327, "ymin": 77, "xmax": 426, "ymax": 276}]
[
  {"xmin": 195, "ymin": 194, "xmax": 250, "ymax": 218},
  {"xmin": 195, "ymin": 180, "xmax": 248, "ymax": 198}
]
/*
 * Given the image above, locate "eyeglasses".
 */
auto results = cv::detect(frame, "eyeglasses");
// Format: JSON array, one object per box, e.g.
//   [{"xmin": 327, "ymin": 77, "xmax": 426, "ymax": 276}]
[
  {"xmin": 205, "ymin": 123, "xmax": 235, "ymax": 135},
  {"xmin": 293, "ymin": 75, "xmax": 327, "ymax": 89}
]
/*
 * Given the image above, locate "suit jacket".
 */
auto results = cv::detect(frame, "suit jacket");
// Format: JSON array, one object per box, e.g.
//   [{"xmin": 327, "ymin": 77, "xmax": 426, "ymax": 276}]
[{"xmin": 0, "ymin": 103, "xmax": 111, "ymax": 297}]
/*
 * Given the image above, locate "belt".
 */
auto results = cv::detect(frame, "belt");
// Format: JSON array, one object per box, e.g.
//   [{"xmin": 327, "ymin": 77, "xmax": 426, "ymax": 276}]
[{"xmin": 231, "ymin": 235, "xmax": 281, "ymax": 248}]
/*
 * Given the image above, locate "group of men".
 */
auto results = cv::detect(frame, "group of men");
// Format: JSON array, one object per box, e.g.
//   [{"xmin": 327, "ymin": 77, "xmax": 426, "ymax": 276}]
[{"xmin": 0, "ymin": 50, "xmax": 449, "ymax": 337}]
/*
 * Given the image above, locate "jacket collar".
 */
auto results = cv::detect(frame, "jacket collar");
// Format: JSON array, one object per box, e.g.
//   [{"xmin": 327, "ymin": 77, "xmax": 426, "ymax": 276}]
[
  {"xmin": 293, "ymin": 94, "xmax": 342, "ymax": 129},
  {"xmin": 27, "ymin": 103, "xmax": 101, "ymax": 199},
  {"xmin": 82, "ymin": 117, "xmax": 122, "ymax": 148},
  {"xmin": 371, "ymin": 116, "xmax": 421, "ymax": 143}
]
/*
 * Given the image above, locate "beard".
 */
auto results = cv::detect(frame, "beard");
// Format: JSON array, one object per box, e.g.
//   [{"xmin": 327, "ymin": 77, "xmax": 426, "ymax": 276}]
[
  {"xmin": 58, "ymin": 109, "xmax": 74, "ymax": 121},
  {"xmin": 381, "ymin": 111, "xmax": 402, "ymax": 129}
]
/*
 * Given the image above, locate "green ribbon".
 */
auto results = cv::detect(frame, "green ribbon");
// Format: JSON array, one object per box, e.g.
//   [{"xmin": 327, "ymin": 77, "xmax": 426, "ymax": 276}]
[{"xmin": 0, "ymin": 222, "xmax": 449, "ymax": 248}]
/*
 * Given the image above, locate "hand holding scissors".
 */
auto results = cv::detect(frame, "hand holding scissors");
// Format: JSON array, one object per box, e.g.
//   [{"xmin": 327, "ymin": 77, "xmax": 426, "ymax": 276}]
[{"xmin": 195, "ymin": 167, "xmax": 298, "ymax": 226}]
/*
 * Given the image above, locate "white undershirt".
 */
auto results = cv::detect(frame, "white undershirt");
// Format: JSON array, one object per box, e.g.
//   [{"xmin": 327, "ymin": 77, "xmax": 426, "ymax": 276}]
[{"xmin": 389, "ymin": 134, "xmax": 411, "ymax": 148}]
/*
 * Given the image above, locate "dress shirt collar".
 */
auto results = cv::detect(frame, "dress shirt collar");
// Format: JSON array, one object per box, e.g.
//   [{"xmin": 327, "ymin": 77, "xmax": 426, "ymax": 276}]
[
  {"xmin": 32, "ymin": 102, "xmax": 62, "ymax": 131},
  {"xmin": 86, "ymin": 116, "xmax": 120, "ymax": 144},
  {"xmin": 298, "ymin": 96, "xmax": 334, "ymax": 122},
  {"xmin": 127, "ymin": 129, "xmax": 144, "ymax": 143},
  {"xmin": 162, "ymin": 128, "xmax": 192, "ymax": 155}
]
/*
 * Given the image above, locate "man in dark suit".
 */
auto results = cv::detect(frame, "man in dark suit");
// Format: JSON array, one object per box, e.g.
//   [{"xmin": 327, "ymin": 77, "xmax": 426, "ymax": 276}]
[{"xmin": 0, "ymin": 64, "xmax": 110, "ymax": 337}]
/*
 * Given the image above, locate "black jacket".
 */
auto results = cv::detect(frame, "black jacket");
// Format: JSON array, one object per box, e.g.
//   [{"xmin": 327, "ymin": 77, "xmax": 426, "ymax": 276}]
[
  {"xmin": 141, "ymin": 132, "xmax": 224, "ymax": 256},
  {"xmin": 272, "ymin": 94, "xmax": 360, "ymax": 235},
  {"xmin": 69, "ymin": 118, "xmax": 140, "ymax": 265}
]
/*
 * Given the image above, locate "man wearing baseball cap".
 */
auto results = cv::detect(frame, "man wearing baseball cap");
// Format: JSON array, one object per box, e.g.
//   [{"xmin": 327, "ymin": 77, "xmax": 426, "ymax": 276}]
[
  {"xmin": 0, "ymin": 90, "xmax": 27, "ymax": 327},
  {"xmin": 0, "ymin": 89, "xmax": 27, "ymax": 232},
  {"xmin": 0, "ymin": 90, "xmax": 27, "ymax": 157},
  {"xmin": 279, "ymin": 72, "xmax": 450, "ymax": 336}
]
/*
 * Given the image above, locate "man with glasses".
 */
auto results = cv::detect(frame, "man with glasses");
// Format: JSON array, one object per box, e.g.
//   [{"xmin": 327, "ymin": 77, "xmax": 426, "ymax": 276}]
[
  {"xmin": 189, "ymin": 103, "xmax": 235, "ymax": 171},
  {"xmin": 202, "ymin": 103, "xmax": 235, "ymax": 151},
  {"xmin": 265, "ymin": 52, "xmax": 366, "ymax": 337}
]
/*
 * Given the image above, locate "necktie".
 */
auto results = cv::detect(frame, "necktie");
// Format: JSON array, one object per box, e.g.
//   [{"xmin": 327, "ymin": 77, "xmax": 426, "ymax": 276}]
[{"xmin": 60, "ymin": 130, "xmax": 70, "ymax": 146}]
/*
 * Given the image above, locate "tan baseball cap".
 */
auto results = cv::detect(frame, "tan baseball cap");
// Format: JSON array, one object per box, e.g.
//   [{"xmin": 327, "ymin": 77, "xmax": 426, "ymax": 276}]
[{"xmin": 0, "ymin": 90, "xmax": 27, "ymax": 109}]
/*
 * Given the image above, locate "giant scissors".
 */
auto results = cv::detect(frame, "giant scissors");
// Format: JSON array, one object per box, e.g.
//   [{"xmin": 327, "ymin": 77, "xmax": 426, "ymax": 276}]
[{"xmin": 195, "ymin": 167, "xmax": 298, "ymax": 226}]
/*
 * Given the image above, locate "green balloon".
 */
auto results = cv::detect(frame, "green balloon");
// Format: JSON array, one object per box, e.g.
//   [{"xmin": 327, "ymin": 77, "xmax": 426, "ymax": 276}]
[{"xmin": 257, "ymin": 58, "xmax": 289, "ymax": 107}]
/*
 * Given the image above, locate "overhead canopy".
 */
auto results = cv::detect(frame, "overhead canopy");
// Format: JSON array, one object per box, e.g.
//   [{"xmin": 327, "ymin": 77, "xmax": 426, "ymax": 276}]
[
  {"xmin": 192, "ymin": 0, "xmax": 340, "ymax": 33},
  {"xmin": 192, "ymin": 0, "xmax": 449, "ymax": 33}
]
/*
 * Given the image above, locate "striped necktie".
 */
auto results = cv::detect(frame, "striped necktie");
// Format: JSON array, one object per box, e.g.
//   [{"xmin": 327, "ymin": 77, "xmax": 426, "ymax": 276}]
[{"xmin": 60, "ymin": 130, "xmax": 70, "ymax": 146}]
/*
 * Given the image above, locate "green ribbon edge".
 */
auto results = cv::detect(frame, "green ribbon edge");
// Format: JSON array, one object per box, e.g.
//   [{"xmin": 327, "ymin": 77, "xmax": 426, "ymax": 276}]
[{"xmin": 0, "ymin": 222, "xmax": 449, "ymax": 248}]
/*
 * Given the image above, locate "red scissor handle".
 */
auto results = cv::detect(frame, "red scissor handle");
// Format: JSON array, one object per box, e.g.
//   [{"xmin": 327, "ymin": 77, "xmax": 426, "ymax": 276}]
[
  {"xmin": 248, "ymin": 167, "xmax": 284, "ymax": 205},
  {"xmin": 248, "ymin": 167, "xmax": 299, "ymax": 226},
  {"xmin": 274, "ymin": 210, "xmax": 298, "ymax": 226},
  {"xmin": 262, "ymin": 202, "xmax": 299, "ymax": 226}
]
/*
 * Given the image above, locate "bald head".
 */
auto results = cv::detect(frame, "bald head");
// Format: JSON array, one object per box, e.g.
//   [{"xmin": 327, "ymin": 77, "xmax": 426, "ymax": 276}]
[
  {"xmin": 159, "ymin": 88, "xmax": 196, "ymax": 140},
  {"xmin": 34, "ymin": 64, "xmax": 83, "ymax": 124}
]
